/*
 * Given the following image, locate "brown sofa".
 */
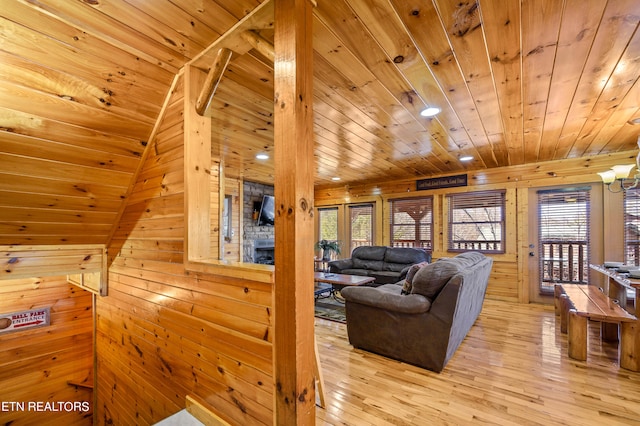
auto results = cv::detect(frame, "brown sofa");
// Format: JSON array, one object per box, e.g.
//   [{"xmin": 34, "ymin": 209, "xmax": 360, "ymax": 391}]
[
  {"xmin": 328, "ymin": 246, "xmax": 431, "ymax": 285},
  {"xmin": 341, "ymin": 252, "xmax": 493, "ymax": 372}
]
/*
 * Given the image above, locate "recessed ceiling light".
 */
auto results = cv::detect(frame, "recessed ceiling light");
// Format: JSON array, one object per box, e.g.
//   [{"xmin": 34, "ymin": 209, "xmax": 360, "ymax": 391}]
[
  {"xmin": 460, "ymin": 155, "xmax": 473, "ymax": 162},
  {"xmin": 420, "ymin": 107, "xmax": 441, "ymax": 117},
  {"xmin": 331, "ymin": 176, "xmax": 341, "ymax": 181},
  {"xmin": 256, "ymin": 153, "xmax": 269, "ymax": 160}
]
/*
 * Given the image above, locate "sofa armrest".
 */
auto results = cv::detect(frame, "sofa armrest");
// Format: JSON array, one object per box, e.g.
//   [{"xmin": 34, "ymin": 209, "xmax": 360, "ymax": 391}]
[
  {"xmin": 328, "ymin": 258, "xmax": 352, "ymax": 272},
  {"xmin": 341, "ymin": 286, "xmax": 431, "ymax": 314},
  {"xmin": 398, "ymin": 264, "xmax": 412, "ymax": 279}
]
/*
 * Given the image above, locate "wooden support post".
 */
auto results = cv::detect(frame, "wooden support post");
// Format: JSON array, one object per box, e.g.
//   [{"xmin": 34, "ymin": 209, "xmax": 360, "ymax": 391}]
[
  {"xmin": 195, "ymin": 47, "xmax": 233, "ymax": 116},
  {"xmin": 184, "ymin": 64, "xmax": 212, "ymax": 261},
  {"xmin": 273, "ymin": 0, "xmax": 316, "ymax": 424},
  {"xmin": 620, "ymin": 321, "xmax": 640, "ymax": 372},
  {"xmin": 568, "ymin": 310, "xmax": 587, "ymax": 361}
]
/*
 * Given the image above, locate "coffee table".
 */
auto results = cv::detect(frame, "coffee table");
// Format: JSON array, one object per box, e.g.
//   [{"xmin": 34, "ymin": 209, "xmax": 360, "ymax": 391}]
[{"xmin": 313, "ymin": 272, "xmax": 375, "ymax": 301}]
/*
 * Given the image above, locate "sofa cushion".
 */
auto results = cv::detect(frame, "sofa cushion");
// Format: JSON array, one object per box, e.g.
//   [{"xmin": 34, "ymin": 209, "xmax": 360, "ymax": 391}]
[
  {"xmin": 342, "ymin": 285, "xmax": 431, "ymax": 314},
  {"xmin": 369, "ymin": 270, "xmax": 403, "ymax": 284},
  {"xmin": 411, "ymin": 259, "xmax": 463, "ymax": 300},
  {"xmin": 352, "ymin": 245, "xmax": 387, "ymax": 261},
  {"xmin": 383, "ymin": 262, "xmax": 409, "ymax": 272},
  {"xmin": 352, "ymin": 258, "xmax": 384, "ymax": 271},
  {"xmin": 401, "ymin": 261, "xmax": 429, "ymax": 295},
  {"xmin": 384, "ymin": 247, "xmax": 428, "ymax": 264},
  {"xmin": 455, "ymin": 251, "xmax": 486, "ymax": 265}
]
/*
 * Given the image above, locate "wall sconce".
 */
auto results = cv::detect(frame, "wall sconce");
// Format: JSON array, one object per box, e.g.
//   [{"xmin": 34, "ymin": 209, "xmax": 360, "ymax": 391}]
[
  {"xmin": 598, "ymin": 164, "xmax": 638, "ymax": 192},
  {"xmin": 598, "ymin": 136, "xmax": 640, "ymax": 193}
]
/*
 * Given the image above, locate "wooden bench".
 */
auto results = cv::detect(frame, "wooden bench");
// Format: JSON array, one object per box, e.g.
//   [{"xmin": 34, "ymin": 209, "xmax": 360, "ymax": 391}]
[{"xmin": 554, "ymin": 283, "xmax": 640, "ymax": 371}]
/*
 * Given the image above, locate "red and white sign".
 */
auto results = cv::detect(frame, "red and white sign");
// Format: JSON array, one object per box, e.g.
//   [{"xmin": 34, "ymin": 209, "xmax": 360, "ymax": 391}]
[{"xmin": 0, "ymin": 307, "xmax": 50, "ymax": 334}]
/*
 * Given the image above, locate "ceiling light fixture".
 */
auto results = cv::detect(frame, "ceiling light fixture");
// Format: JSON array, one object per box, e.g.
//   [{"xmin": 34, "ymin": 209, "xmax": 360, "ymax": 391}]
[
  {"xmin": 420, "ymin": 107, "xmax": 440, "ymax": 117},
  {"xmin": 597, "ymin": 136, "xmax": 640, "ymax": 193},
  {"xmin": 459, "ymin": 155, "xmax": 473, "ymax": 162},
  {"xmin": 331, "ymin": 176, "xmax": 341, "ymax": 181},
  {"xmin": 255, "ymin": 153, "xmax": 269, "ymax": 160}
]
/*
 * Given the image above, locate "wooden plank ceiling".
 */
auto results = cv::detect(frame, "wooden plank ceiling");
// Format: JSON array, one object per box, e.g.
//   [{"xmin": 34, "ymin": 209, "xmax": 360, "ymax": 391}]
[{"xmin": 1, "ymin": 0, "xmax": 639, "ymax": 245}]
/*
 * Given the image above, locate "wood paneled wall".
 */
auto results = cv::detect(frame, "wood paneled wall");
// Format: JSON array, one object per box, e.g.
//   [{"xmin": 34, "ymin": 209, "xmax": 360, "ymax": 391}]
[
  {"xmin": 0, "ymin": 244, "xmax": 105, "ymax": 280},
  {"xmin": 99, "ymin": 74, "xmax": 273, "ymax": 425},
  {"xmin": 315, "ymin": 152, "xmax": 635, "ymax": 303},
  {"xmin": 0, "ymin": 276, "xmax": 93, "ymax": 425}
]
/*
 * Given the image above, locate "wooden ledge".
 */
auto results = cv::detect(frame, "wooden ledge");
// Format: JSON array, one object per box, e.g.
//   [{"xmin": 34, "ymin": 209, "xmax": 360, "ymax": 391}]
[{"xmin": 185, "ymin": 258, "xmax": 274, "ymax": 284}]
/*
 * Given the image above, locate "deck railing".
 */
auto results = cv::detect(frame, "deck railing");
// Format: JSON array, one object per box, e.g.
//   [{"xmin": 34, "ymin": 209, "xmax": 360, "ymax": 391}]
[
  {"xmin": 449, "ymin": 240, "xmax": 502, "ymax": 252},
  {"xmin": 626, "ymin": 239, "xmax": 640, "ymax": 266},
  {"xmin": 539, "ymin": 239, "xmax": 588, "ymax": 292},
  {"xmin": 390, "ymin": 240, "xmax": 432, "ymax": 249}
]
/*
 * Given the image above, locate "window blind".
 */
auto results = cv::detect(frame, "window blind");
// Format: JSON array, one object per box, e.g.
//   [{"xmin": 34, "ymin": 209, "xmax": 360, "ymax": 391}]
[
  {"xmin": 447, "ymin": 190, "xmax": 505, "ymax": 253},
  {"xmin": 624, "ymin": 189, "xmax": 640, "ymax": 266},
  {"xmin": 349, "ymin": 204, "xmax": 374, "ymax": 251}
]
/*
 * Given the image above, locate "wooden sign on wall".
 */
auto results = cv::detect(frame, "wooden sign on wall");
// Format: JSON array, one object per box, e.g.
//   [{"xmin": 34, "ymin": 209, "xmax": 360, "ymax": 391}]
[
  {"xmin": 416, "ymin": 174, "xmax": 468, "ymax": 190},
  {"xmin": 0, "ymin": 307, "xmax": 50, "ymax": 334}
]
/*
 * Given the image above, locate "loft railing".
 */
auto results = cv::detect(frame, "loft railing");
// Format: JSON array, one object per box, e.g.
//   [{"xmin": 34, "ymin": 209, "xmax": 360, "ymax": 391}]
[{"xmin": 539, "ymin": 239, "xmax": 588, "ymax": 292}]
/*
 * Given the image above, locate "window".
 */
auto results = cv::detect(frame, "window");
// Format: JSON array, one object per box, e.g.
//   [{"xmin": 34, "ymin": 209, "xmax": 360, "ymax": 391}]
[
  {"xmin": 222, "ymin": 194, "xmax": 232, "ymax": 242},
  {"xmin": 448, "ymin": 190, "xmax": 505, "ymax": 253},
  {"xmin": 624, "ymin": 189, "xmax": 640, "ymax": 266},
  {"xmin": 318, "ymin": 207, "xmax": 338, "ymax": 242},
  {"xmin": 390, "ymin": 197, "xmax": 433, "ymax": 249},
  {"xmin": 349, "ymin": 204, "xmax": 374, "ymax": 253}
]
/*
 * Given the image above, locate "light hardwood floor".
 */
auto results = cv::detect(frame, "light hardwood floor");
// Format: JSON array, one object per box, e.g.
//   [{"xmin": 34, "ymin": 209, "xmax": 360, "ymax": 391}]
[{"xmin": 314, "ymin": 299, "xmax": 640, "ymax": 425}]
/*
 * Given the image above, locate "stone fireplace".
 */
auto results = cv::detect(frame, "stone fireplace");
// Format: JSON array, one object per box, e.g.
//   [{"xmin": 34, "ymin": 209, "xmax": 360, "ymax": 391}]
[
  {"xmin": 243, "ymin": 181, "xmax": 274, "ymax": 263},
  {"xmin": 253, "ymin": 239, "xmax": 275, "ymax": 265}
]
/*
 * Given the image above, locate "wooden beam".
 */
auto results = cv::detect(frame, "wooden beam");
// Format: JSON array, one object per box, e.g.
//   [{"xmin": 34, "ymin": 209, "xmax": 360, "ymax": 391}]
[
  {"xmin": 240, "ymin": 30, "xmax": 275, "ymax": 62},
  {"xmin": 273, "ymin": 0, "xmax": 316, "ymax": 423},
  {"xmin": 195, "ymin": 48, "xmax": 233, "ymax": 116},
  {"xmin": 188, "ymin": 0, "xmax": 274, "ymax": 70}
]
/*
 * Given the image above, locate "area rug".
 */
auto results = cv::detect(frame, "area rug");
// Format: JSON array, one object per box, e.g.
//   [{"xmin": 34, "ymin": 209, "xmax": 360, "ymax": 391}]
[{"xmin": 314, "ymin": 296, "xmax": 346, "ymax": 323}]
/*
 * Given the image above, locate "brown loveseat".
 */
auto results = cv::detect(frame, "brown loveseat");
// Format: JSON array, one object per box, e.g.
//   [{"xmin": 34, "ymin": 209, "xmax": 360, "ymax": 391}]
[
  {"xmin": 328, "ymin": 246, "xmax": 431, "ymax": 285},
  {"xmin": 341, "ymin": 252, "xmax": 493, "ymax": 372}
]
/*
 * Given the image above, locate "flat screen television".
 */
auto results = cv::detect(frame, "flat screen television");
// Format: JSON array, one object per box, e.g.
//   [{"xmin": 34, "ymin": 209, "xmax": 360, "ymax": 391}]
[{"xmin": 257, "ymin": 195, "xmax": 275, "ymax": 226}]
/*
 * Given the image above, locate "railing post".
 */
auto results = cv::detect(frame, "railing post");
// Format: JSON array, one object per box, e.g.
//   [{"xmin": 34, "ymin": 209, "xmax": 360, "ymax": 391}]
[
  {"xmin": 577, "ymin": 244, "xmax": 584, "ymax": 283},
  {"xmin": 568, "ymin": 243, "xmax": 574, "ymax": 282}
]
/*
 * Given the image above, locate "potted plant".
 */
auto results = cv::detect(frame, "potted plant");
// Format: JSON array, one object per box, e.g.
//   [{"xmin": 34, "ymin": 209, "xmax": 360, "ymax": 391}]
[{"xmin": 315, "ymin": 239, "xmax": 341, "ymax": 261}]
